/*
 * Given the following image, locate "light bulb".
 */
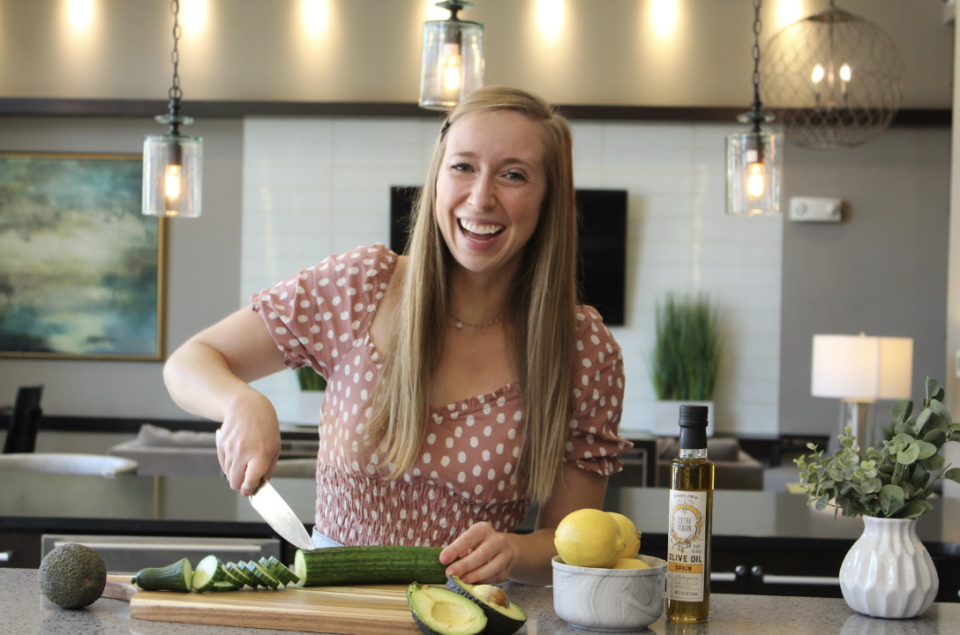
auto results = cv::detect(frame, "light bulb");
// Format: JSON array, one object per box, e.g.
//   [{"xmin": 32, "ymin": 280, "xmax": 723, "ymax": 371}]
[
  {"xmin": 164, "ymin": 164, "xmax": 182, "ymax": 201},
  {"xmin": 746, "ymin": 162, "xmax": 766, "ymax": 199},
  {"xmin": 839, "ymin": 64, "xmax": 852, "ymax": 82},
  {"xmin": 441, "ymin": 42, "xmax": 462, "ymax": 93},
  {"xmin": 811, "ymin": 64, "xmax": 825, "ymax": 84}
]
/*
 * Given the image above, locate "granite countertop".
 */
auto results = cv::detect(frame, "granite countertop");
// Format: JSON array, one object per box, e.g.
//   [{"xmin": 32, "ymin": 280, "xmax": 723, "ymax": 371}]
[{"xmin": 4, "ymin": 568, "xmax": 960, "ymax": 635}]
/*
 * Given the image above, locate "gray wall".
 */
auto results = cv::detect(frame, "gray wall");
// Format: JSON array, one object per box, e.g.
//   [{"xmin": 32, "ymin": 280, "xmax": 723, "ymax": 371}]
[
  {"xmin": 0, "ymin": 118, "xmax": 244, "ymax": 418},
  {"xmin": 779, "ymin": 128, "xmax": 951, "ymax": 437}
]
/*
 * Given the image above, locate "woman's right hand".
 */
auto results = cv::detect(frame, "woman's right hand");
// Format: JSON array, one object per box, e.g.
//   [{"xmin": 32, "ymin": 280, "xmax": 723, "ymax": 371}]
[{"xmin": 216, "ymin": 388, "xmax": 283, "ymax": 496}]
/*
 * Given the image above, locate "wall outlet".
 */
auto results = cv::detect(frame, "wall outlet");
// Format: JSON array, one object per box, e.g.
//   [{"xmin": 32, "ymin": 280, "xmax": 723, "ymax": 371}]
[{"xmin": 789, "ymin": 197, "xmax": 842, "ymax": 222}]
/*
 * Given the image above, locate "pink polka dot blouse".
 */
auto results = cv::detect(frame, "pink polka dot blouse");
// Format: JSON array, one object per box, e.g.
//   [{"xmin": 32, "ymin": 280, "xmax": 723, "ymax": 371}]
[{"xmin": 251, "ymin": 244, "xmax": 630, "ymax": 547}]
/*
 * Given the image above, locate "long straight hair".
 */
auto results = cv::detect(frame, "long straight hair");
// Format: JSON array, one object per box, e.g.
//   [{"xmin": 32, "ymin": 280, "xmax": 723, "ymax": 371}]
[{"xmin": 366, "ymin": 87, "xmax": 579, "ymax": 505}]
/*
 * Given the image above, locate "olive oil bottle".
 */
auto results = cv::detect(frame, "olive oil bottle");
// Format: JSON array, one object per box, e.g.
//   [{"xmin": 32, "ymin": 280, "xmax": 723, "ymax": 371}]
[{"xmin": 666, "ymin": 404, "xmax": 714, "ymax": 623}]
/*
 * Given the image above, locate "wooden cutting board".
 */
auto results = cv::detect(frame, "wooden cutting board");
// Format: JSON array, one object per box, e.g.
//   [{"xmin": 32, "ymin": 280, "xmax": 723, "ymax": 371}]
[{"xmin": 104, "ymin": 575, "xmax": 421, "ymax": 635}]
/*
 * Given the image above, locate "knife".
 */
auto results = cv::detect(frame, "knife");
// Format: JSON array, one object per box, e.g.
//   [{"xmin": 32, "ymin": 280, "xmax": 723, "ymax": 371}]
[{"xmin": 216, "ymin": 429, "xmax": 315, "ymax": 551}]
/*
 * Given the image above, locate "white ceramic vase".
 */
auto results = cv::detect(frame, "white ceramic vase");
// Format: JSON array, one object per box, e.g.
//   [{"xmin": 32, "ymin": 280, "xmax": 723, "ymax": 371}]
[{"xmin": 839, "ymin": 516, "xmax": 938, "ymax": 619}]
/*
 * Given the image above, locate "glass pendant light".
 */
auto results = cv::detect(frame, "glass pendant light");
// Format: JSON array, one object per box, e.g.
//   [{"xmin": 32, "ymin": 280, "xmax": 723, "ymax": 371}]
[
  {"xmin": 419, "ymin": 1, "xmax": 484, "ymax": 111},
  {"xmin": 143, "ymin": 0, "xmax": 202, "ymax": 218},
  {"xmin": 726, "ymin": 0, "xmax": 782, "ymax": 217}
]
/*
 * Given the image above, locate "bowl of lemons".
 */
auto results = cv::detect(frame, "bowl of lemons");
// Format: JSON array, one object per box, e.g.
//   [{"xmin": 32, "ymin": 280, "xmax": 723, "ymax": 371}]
[{"xmin": 552, "ymin": 509, "xmax": 666, "ymax": 632}]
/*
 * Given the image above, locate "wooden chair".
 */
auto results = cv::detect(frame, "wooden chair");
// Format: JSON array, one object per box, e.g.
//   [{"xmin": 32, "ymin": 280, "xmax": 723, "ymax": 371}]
[{"xmin": 3, "ymin": 385, "xmax": 43, "ymax": 454}]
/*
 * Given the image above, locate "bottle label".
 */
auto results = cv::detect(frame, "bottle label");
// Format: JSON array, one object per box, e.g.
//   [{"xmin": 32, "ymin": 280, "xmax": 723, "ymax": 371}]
[{"xmin": 667, "ymin": 489, "xmax": 708, "ymax": 602}]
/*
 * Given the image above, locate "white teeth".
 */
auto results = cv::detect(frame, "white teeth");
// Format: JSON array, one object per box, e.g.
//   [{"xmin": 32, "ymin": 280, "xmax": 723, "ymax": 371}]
[{"xmin": 459, "ymin": 219, "xmax": 504, "ymax": 235}]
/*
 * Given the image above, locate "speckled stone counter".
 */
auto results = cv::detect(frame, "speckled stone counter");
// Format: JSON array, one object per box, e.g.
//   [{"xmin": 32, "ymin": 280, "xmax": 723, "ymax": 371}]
[{"xmin": 4, "ymin": 568, "xmax": 960, "ymax": 635}]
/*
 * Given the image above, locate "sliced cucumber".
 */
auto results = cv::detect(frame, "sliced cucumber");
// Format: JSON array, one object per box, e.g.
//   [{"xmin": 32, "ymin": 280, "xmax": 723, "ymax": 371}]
[
  {"xmin": 209, "ymin": 581, "xmax": 240, "ymax": 592},
  {"xmin": 219, "ymin": 563, "xmax": 247, "ymax": 588},
  {"xmin": 131, "ymin": 558, "xmax": 193, "ymax": 593},
  {"xmin": 192, "ymin": 555, "xmax": 225, "ymax": 592},
  {"xmin": 260, "ymin": 556, "xmax": 298, "ymax": 586},
  {"xmin": 246, "ymin": 561, "xmax": 281, "ymax": 589},
  {"xmin": 226, "ymin": 561, "xmax": 260, "ymax": 588}
]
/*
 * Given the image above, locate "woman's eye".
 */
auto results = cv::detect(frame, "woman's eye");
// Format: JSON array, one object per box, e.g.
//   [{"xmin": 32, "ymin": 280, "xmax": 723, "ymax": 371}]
[
  {"xmin": 505, "ymin": 170, "xmax": 528, "ymax": 182},
  {"xmin": 450, "ymin": 163, "xmax": 472, "ymax": 173}
]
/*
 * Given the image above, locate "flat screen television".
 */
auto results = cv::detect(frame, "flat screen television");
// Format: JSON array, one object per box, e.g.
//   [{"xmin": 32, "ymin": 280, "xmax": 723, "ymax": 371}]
[{"xmin": 389, "ymin": 187, "xmax": 627, "ymax": 326}]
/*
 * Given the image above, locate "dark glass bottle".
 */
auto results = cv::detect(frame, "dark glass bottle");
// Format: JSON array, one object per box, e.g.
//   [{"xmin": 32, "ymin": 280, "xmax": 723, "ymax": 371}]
[{"xmin": 666, "ymin": 404, "xmax": 714, "ymax": 623}]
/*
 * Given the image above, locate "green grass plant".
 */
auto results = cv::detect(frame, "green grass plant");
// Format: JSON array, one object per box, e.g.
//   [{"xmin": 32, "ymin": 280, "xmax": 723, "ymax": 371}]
[
  {"xmin": 651, "ymin": 293, "xmax": 721, "ymax": 401},
  {"xmin": 296, "ymin": 365, "xmax": 327, "ymax": 392}
]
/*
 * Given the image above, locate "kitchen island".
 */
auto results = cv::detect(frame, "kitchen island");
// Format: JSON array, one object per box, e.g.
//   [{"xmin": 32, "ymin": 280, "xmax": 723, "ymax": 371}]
[{"xmin": 2, "ymin": 567, "xmax": 959, "ymax": 635}]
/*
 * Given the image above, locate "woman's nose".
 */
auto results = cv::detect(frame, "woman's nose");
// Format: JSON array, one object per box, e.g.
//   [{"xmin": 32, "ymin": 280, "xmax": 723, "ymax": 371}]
[{"xmin": 468, "ymin": 176, "xmax": 495, "ymax": 211}]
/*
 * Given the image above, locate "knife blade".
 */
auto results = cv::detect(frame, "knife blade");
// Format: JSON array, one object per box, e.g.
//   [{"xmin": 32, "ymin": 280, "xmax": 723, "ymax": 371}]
[
  {"xmin": 248, "ymin": 479, "xmax": 315, "ymax": 551},
  {"xmin": 216, "ymin": 428, "xmax": 315, "ymax": 551}
]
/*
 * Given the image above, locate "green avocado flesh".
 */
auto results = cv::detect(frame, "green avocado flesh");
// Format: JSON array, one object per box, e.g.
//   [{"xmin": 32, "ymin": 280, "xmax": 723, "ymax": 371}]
[
  {"xmin": 445, "ymin": 576, "xmax": 527, "ymax": 635},
  {"xmin": 407, "ymin": 582, "xmax": 487, "ymax": 635},
  {"xmin": 38, "ymin": 543, "xmax": 107, "ymax": 610}
]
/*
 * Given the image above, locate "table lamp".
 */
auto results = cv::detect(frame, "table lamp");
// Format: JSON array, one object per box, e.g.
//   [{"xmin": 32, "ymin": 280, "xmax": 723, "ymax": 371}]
[{"xmin": 811, "ymin": 333, "xmax": 913, "ymax": 450}]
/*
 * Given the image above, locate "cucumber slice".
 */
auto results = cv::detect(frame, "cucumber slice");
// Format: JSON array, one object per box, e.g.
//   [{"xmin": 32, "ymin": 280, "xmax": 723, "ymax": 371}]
[
  {"xmin": 209, "ymin": 581, "xmax": 240, "ymax": 592},
  {"xmin": 260, "ymin": 556, "xmax": 297, "ymax": 585},
  {"xmin": 227, "ymin": 561, "xmax": 261, "ymax": 588},
  {"xmin": 191, "ymin": 555, "xmax": 225, "ymax": 592},
  {"xmin": 219, "ymin": 563, "xmax": 247, "ymax": 588},
  {"xmin": 226, "ymin": 562, "xmax": 257, "ymax": 587},
  {"xmin": 246, "ymin": 561, "xmax": 281, "ymax": 589}
]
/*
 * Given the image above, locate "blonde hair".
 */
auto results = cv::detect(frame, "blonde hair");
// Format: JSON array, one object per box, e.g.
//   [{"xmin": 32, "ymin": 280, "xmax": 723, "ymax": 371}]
[{"xmin": 367, "ymin": 86, "xmax": 578, "ymax": 505}]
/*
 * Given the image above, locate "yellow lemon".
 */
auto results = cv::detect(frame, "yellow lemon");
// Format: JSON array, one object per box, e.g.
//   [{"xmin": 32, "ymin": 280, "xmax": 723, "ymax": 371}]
[
  {"xmin": 612, "ymin": 558, "xmax": 651, "ymax": 570},
  {"xmin": 607, "ymin": 512, "xmax": 641, "ymax": 559},
  {"xmin": 554, "ymin": 508, "xmax": 626, "ymax": 568}
]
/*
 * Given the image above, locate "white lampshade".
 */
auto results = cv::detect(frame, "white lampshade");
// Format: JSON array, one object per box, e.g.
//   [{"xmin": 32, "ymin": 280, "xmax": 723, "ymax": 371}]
[{"xmin": 811, "ymin": 334, "xmax": 913, "ymax": 402}]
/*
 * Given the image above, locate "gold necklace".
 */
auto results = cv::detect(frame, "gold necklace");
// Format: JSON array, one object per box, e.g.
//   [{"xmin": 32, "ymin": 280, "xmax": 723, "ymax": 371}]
[{"xmin": 449, "ymin": 314, "xmax": 504, "ymax": 329}]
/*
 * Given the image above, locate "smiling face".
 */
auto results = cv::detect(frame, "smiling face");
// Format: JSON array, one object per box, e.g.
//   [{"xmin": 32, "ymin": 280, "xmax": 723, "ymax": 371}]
[{"xmin": 434, "ymin": 109, "xmax": 548, "ymax": 279}]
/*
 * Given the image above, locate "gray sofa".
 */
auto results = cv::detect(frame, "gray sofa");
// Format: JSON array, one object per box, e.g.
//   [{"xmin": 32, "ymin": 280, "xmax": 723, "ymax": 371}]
[{"xmin": 655, "ymin": 437, "xmax": 764, "ymax": 490}]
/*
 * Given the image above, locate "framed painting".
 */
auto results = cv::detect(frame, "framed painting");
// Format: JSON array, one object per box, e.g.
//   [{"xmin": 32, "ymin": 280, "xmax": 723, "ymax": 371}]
[{"xmin": 0, "ymin": 152, "xmax": 166, "ymax": 360}]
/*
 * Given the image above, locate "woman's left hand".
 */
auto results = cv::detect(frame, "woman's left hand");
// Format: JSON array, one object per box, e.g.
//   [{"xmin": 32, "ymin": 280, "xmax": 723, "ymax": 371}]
[{"xmin": 440, "ymin": 522, "xmax": 518, "ymax": 584}]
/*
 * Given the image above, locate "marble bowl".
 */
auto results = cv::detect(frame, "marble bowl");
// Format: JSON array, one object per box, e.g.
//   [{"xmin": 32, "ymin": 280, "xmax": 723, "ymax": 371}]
[{"xmin": 552, "ymin": 555, "xmax": 666, "ymax": 632}]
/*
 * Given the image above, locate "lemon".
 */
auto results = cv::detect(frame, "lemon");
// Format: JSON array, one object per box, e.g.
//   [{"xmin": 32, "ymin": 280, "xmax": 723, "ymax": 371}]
[
  {"xmin": 554, "ymin": 508, "xmax": 626, "ymax": 568},
  {"xmin": 612, "ymin": 558, "xmax": 651, "ymax": 570},
  {"xmin": 607, "ymin": 512, "xmax": 641, "ymax": 559}
]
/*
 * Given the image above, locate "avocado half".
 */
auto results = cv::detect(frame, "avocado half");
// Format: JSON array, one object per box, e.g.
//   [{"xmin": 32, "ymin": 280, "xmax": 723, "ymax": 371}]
[
  {"xmin": 407, "ymin": 581, "xmax": 488, "ymax": 635},
  {"xmin": 445, "ymin": 575, "xmax": 527, "ymax": 635}
]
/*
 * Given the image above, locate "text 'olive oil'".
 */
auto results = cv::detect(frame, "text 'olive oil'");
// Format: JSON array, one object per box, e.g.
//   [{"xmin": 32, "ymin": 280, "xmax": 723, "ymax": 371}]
[{"xmin": 666, "ymin": 404, "xmax": 714, "ymax": 623}]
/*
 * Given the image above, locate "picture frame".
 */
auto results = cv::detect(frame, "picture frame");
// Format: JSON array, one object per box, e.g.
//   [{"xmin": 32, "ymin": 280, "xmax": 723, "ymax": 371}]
[{"xmin": 0, "ymin": 152, "xmax": 166, "ymax": 361}]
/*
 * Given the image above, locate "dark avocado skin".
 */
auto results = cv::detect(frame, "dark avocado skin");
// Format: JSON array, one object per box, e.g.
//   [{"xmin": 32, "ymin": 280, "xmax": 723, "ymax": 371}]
[
  {"xmin": 445, "ymin": 576, "xmax": 527, "ymax": 635},
  {"xmin": 407, "ymin": 581, "xmax": 487, "ymax": 635},
  {"xmin": 38, "ymin": 543, "xmax": 107, "ymax": 610}
]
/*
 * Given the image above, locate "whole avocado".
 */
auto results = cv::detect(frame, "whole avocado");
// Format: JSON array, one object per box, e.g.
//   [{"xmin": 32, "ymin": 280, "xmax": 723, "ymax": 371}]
[{"xmin": 38, "ymin": 543, "xmax": 107, "ymax": 609}]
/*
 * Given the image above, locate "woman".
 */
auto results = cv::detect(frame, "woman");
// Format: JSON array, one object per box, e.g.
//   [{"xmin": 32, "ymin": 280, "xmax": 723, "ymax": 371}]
[{"xmin": 163, "ymin": 86, "xmax": 630, "ymax": 586}]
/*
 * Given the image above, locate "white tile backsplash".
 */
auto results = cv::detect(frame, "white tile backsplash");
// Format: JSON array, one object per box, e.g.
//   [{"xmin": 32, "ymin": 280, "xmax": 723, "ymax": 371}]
[{"xmin": 241, "ymin": 118, "xmax": 782, "ymax": 437}]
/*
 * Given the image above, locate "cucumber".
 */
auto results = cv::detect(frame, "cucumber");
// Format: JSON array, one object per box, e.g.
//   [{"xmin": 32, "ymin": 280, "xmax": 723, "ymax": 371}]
[
  {"xmin": 219, "ymin": 563, "xmax": 247, "ymax": 588},
  {"xmin": 294, "ymin": 546, "xmax": 447, "ymax": 587},
  {"xmin": 245, "ymin": 561, "xmax": 281, "ymax": 589},
  {"xmin": 260, "ymin": 556, "xmax": 299, "ymax": 585},
  {"xmin": 209, "ymin": 581, "xmax": 240, "ymax": 592},
  {"xmin": 131, "ymin": 558, "xmax": 193, "ymax": 593},
  {"xmin": 226, "ymin": 561, "xmax": 260, "ymax": 588},
  {"xmin": 192, "ymin": 555, "xmax": 226, "ymax": 592}
]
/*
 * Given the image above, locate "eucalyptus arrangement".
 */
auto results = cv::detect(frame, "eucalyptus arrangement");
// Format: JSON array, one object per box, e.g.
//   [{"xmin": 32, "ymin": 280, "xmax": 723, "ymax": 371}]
[
  {"xmin": 796, "ymin": 377, "xmax": 960, "ymax": 519},
  {"xmin": 650, "ymin": 293, "xmax": 721, "ymax": 401}
]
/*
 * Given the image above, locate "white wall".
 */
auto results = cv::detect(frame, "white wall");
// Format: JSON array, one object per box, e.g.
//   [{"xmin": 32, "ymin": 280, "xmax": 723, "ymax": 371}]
[{"xmin": 241, "ymin": 117, "xmax": 782, "ymax": 436}]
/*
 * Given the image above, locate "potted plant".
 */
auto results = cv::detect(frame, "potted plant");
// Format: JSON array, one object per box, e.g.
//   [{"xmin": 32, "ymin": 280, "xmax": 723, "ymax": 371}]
[
  {"xmin": 294, "ymin": 365, "xmax": 326, "ymax": 426},
  {"xmin": 795, "ymin": 377, "xmax": 960, "ymax": 618},
  {"xmin": 649, "ymin": 293, "xmax": 721, "ymax": 436}
]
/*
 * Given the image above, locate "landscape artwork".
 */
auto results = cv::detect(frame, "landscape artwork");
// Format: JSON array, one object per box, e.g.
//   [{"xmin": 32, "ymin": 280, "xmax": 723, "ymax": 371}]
[{"xmin": 0, "ymin": 153, "xmax": 165, "ymax": 360}]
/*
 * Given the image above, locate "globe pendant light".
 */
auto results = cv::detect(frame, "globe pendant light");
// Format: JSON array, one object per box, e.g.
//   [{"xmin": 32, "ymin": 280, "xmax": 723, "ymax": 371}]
[
  {"xmin": 143, "ymin": 0, "xmax": 202, "ymax": 218},
  {"xmin": 760, "ymin": 1, "xmax": 905, "ymax": 149},
  {"xmin": 726, "ymin": 0, "xmax": 783, "ymax": 217},
  {"xmin": 419, "ymin": 1, "xmax": 484, "ymax": 111}
]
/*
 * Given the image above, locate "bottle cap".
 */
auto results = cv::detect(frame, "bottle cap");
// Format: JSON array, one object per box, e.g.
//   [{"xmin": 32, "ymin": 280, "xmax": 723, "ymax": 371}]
[{"xmin": 678, "ymin": 404, "xmax": 709, "ymax": 450}]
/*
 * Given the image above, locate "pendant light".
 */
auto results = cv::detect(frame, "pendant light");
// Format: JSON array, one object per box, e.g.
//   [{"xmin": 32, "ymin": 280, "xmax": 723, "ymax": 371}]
[
  {"xmin": 143, "ymin": 0, "xmax": 202, "ymax": 218},
  {"xmin": 419, "ymin": 1, "xmax": 484, "ymax": 111},
  {"xmin": 726, "ymin": 0, "xmax": 783, "ymax": 217},
  {"xmin": 760, "ymin": 1, "xmax": 905, "ymax": 150}
]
